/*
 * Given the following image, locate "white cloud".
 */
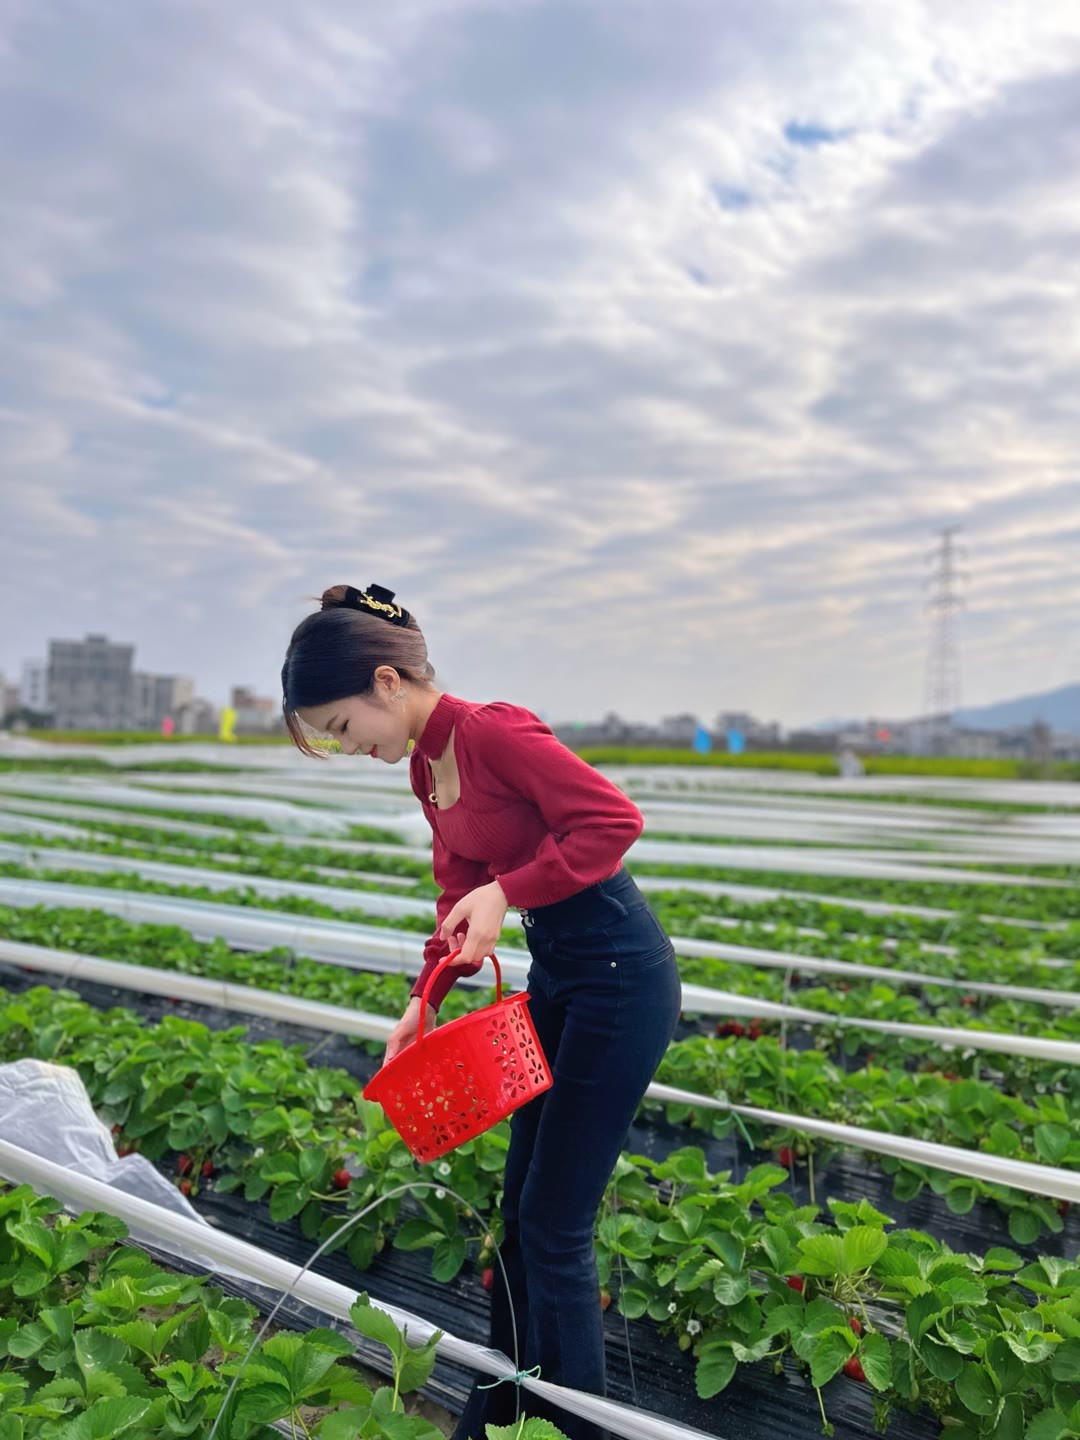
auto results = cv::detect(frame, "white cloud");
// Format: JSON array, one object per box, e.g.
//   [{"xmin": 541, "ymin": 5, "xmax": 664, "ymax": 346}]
[{"xmin": 1, "ymin": 0, "xmax": 1079, "ymax": 725}]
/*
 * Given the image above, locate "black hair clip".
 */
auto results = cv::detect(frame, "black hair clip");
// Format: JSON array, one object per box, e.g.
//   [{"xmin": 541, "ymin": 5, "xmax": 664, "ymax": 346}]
[{"xmin": 342, "ymin": 583, "xmax": 411, "ymax": 627}]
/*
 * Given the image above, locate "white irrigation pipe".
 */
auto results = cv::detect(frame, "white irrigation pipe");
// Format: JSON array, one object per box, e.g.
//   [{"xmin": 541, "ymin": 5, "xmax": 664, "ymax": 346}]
[
  {"xmin": 0, "ymin": 798, "xmax": 426, "ymax": 863},
  {"xmin": 698, "ymin": 912, "xmax": 966, "ymax": 959},
  {"xmin": 633, "ymin": 874, "xmax": 1065, "ymax": 931},
  {"xmin": 0, "ymin": 1140, "xmax": 718, "ymax": 1440},
  {"xmin": 700, "ymin": 986, "xmax": 1080, "ymax": 1065},
  {"xmin": 2, "ymin": 796, "xmax": 1067, "ymax": 931},
  {"xmin": 3, "ymin": 938, "xmax": 1079, "ymax": 1208},
  {"xmin": 646, "ymin": 1085, "xmax": 1080, "ymax": 1204},
  {"xmin": 1, "ymin": 779, "xmax": 1066, "ymax": 886},
  {"xmin": 2, "ymin": 877, "xmax": 1077, "ymax": 1013},
  {"xmin": 0, "ymin": 841, "xmax": 433, "ymax": 917},
  {"xmin": 3, "ymin": 930, "xmax": 1078, "ymax": 1079},
  {"xmin": 667, "ymin": 935, "xmax": 1080, "ymax": 1010}
]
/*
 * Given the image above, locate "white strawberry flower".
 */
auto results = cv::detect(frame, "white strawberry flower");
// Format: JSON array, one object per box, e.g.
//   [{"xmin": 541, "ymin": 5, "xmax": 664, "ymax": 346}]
[
  {"xmin": 687, "ymin": 1319, "xmax": 702, "ymax": 1336},
  {"xmin": 438, "ymin": 1162, "xmax": 452, "ymax": 1177},
  {"xmin": 435, "ymin": 1188, "xmax": 446, "ymax": 1199},
  {"xmin": 667, "ymin": 1302, "xmax": 677, "ymax": 1315}
]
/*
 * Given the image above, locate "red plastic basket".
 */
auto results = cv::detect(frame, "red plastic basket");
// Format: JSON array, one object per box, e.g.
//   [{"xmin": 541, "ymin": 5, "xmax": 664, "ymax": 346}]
[{"xmin": 362, "ymin": 949, "xmax": 553, "ymax": 1164}]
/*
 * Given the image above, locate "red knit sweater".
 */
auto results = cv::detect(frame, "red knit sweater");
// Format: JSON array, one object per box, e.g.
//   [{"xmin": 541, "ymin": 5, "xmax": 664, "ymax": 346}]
[{"xmin": 407, "ymin": 692, "xmax": 645, "ymax": 1010}]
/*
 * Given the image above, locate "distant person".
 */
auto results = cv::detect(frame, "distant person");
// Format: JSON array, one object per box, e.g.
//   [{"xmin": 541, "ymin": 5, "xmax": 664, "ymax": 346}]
[
  {"xmin": 281, "ymin": 582, "xmax": 682, "ymax": 1440},
  {"xmin": 839, "ymin": 746, "xmax": 865, "ymax": 778}
]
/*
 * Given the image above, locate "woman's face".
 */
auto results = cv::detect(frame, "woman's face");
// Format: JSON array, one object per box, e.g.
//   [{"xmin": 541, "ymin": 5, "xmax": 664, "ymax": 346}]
[{"xmin": 299, "ymin": 682, "xmax": 408, "ymax": 763}]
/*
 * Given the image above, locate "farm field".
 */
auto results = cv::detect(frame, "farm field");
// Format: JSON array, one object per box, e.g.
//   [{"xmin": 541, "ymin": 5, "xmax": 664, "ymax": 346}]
[{"xmin": 0, "ymin": 739, "xmax": 1078, "ymax": 1440}]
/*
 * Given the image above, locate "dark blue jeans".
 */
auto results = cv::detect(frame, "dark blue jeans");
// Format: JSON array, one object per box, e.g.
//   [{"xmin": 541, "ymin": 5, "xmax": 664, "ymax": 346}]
[{"xmin": 451, "ymin": 865, "xmax": 682, "ymax": 1440}]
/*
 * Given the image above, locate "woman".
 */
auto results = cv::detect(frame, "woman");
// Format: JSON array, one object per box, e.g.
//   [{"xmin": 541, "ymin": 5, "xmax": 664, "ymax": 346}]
[{"xmin": 282, "ymin": 582, "xmax": 682, "ymax": 1440}]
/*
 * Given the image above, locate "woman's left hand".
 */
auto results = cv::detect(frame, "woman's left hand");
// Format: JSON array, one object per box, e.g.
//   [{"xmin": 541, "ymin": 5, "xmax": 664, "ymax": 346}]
[{"xmin": 440, "ymin": 880, "xmax": 509, "ymax": 967}]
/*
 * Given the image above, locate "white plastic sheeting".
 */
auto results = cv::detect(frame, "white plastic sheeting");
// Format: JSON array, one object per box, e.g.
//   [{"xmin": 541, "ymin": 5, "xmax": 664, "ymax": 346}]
[
  {"xmin": 0, "ymin": 776, "xmax": 380, "ymax": 839},
  {"xmin": 649, "ymin": 1084, "xmax": 1080, "ymax": 1204},
  {"xmin": 3, "ymin": 929, "xmax": 1078, "ymax": 1079},
  {"xmin": 0, "ymin": 1059, "xmax": 231, "ymax": 1273},
  {"xmin": 0, "ymin": 775, "xmax": 1068, "ymax": 885},
  {"xmin": 2, "ymin": 793, "xmax": 1067, "ymax": 929},
  {"xmin": 2, "ymin": 936, "xmax": 1078, "ymax": 1201},
  {"xmin": 0, "ymin": 1136, "xmax": 721, "ymax": 1440},
  {"xmin": 0, "ymin": 840, "xmax": 433, "ymax": 917},
  {"xmin": 2, "ymin": 877, "xmax": 1076, "ymax": 1013}
]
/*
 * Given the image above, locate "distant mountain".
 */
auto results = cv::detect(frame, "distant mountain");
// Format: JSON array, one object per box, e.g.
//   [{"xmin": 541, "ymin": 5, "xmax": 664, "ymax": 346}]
[
  {"xmin": 955, "ymin": 683, "xmax": 1080, "ymax": 733},
  {"xmin": 808, "ymin": 682, "xmax": 1080, "ymax": 734}
]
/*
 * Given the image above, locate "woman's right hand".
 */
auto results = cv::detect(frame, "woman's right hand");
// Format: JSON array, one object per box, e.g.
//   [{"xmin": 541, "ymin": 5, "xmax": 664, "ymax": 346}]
[{"xmin": 383, "ymin": 996, "xmax": 437, "ymax": 1065}]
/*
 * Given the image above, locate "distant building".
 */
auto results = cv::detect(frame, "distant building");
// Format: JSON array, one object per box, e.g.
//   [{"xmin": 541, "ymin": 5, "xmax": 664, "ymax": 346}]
[
  {"xmin": 47, "ymin": 634, "xmax": 134, "ymax": 730},
  {"xmin": 0, "ymin": 675, "xmax": 21, "ymax": 722},
  {"xmin": 175, "ymin": 697, "xmax": 219, "ymax": 735},
  {"xmin": 230, "ymin": 685, "xmax": 283, "ymax": 735},
  {"xmin": 21, "ymin": 661, "xmax": 48, "ymax": 716},
  {"xmin": 658, "ymin": 712, "xmax": 700, "ymax": 746},
  {"xmin": 131, "ymin": 673, "xmax": 195, "ymax": 730}
]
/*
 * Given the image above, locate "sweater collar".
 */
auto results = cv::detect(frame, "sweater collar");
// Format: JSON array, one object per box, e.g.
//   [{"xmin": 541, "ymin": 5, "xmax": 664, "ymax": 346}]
[{"xmin": 414, "ymin": 692, "xmax": 461, "ymax": 761}]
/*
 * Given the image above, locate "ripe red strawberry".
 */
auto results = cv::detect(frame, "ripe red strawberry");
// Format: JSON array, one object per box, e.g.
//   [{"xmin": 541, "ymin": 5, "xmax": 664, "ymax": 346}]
[
  {"xmin": 848, "ymin": 1317, "xmax": 863, "ymax": 1336},
  {"xmin": 843, "ymin": 1355, "xmax": 866, "ymax": 1382},
  {"xmin": 785, "ymin": 1275, "xmax": 804, "ymax": 1293},
  {"xmin": 778, "ymin": 1147, "xmax": 796, "ymax": 1167},
  {"xmin": 179, "ymin": 1179, "xmax": 192, "ymax": 1197},
  {"xmin": 731, "ymin": 1022, "xmax": 746, "ymax": 1037},
  {"xmin": 118, "ymin": 1146, "xmax": 133, "ymax": 1157},
  {"xmin": 202, "ymin": 1160, "xmax": 214, "ymax": 1178},
  {"xmin": 111, "ymin": 1123, "xmax": 122, "ymax": 1135},
  {"xmin": 177, "ymin": 1154, "xmax": 193, "ymax": 1176},
  {"xmin": 1057, "ymin": 1200, "xmax": 1070, "ymax": 1217},
  {"xmin": 332, "ymin": 1169, "xmax": 352, "ymax": 1191},
  {"xmin": 599, "ymin": 1288, "xmax": 612, "ymax": 1311},
  {"xmin": 482, "ymin": 1268, "xmax": 494, "ymax": 1290}
]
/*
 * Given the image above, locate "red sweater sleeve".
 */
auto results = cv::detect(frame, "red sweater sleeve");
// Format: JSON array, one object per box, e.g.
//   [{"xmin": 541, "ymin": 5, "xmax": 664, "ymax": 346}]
[
  {"xmin": 408, "ymin": 827, "xmax": 491, "ymax": 1011},
  {"xmin": 471, "ymin": 702, "xmax": 645, "ymax": 909}
]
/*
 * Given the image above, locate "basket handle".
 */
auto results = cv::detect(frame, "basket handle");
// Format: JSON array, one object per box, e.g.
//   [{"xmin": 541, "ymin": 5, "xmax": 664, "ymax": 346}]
[{"xmin": 416, "ymin": 948, "xmax": 502, "ymax": 1043}]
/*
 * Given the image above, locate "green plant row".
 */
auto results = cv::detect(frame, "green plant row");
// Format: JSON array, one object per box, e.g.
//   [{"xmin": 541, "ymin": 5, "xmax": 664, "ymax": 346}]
[
  {"xmin": 8, "ymin": 818, "xmax": 1080, "ymax": 981},
  {"xmin": 8, "ymin": 787, "xmax": 1080, "ymax": 922},
  {"xmin": 3, "ymin": 984, "xmax": 1080, "ymax": 1434},
  {"xmin": 0, "ymin": 832, "xmax": 429, "ymax": 892},
  {"xmin": 582, "ymin": 747, "xmax": 1080, "ymax": 781},
  {"xmin": 2, "ymin": 896, "xmax": 1078, "ymax": 1110},
  {"xmin": 0, "ymin": 1181, "xmax": 562, "ymax": 1440},
  {"xmin": 0, "ymin": 797, "xmax": 404, "ymax": 848}
]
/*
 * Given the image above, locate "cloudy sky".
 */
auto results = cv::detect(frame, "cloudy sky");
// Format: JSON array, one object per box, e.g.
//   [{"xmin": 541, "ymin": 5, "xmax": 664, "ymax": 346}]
[{"xmin": 2, "ymin": 0, "xmax": 1079, "ymax": 729}]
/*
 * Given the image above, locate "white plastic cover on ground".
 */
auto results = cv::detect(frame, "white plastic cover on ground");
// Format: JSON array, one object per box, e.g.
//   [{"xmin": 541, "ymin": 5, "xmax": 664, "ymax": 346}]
[
  {"xmin": 648, "ymin": 1084, "xmax": 1080, "ymax": 1204},
  {"xmin": 6, "ymin": 932, "xmax": 1078, "ymax": 1068},
  {"xmin": 0, "ymin": 776, "xmax": 371, "ymax": 839},
  {"xmin": 0, "ymin": 840, "xmax": 434, "ymax": 917},
  {"xmin": 2, "ymin": 877, "xmax": 1075, "ymax": 1013},
  {"xmin": 632, "ymin": 874, "xmax": 1066, "ymax": 930},
  {"xmin": 2, "ymin": 936, "xmax": 1078, "ymax": 1204},
  {"xmin": 0, "ymin": 1137, "xmax": 721, "ymax": 1440},
  {"xmin": 0, "ymin": 1059, "xmax": 238, "ymax": 1276},
  {"xmin": 1, "ymin": 793, "xmax": 1066, "ymax": 931},
  {"xmin": 0, "ymin": 797, "xmax": 431, "ymax": 863},
  {"xmin": 0, "ymin": 774, "xmax": 1065, "ymax": 886},
  {"xmin": 627, "ymin": 838, "xmax": 1065, "ymax": 887}
]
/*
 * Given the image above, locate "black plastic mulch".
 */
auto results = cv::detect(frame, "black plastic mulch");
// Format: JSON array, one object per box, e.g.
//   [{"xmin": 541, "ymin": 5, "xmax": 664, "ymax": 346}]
[{"xmin": 2, "ymin": 960, "xmax": 1076, "ymax": 1440}]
